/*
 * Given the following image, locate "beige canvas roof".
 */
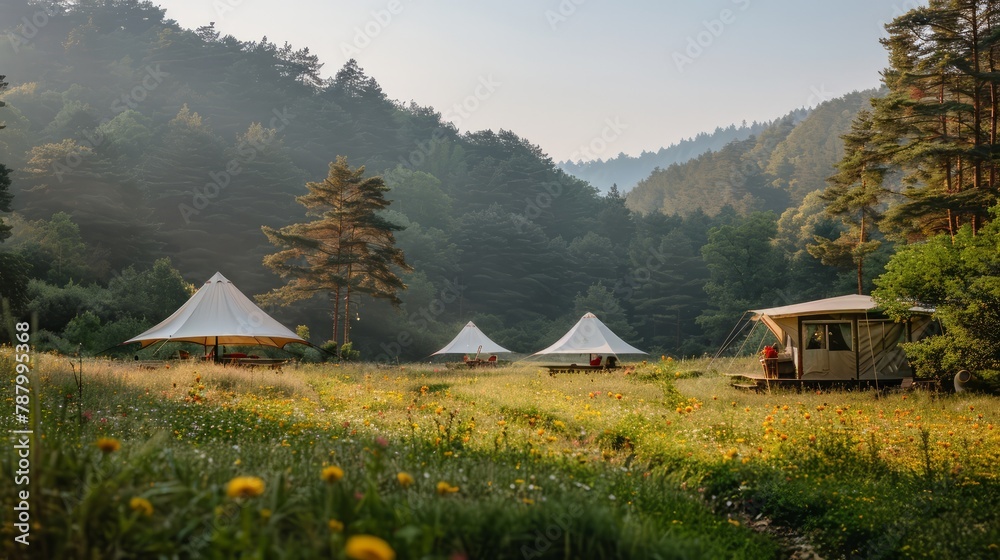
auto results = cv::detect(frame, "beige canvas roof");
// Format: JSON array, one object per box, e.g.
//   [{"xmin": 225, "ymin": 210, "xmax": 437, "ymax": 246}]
[
  {"xmin": 751, "ymin": 294, "xmax": 879, "ymax": 319},
  {"xmin": 531, "ymin": 312, "xmax": 646, "ymax": 356},
  {"xmin": 124, "ymin": 272, "xmax": 306, "ymax": 349},
  {"xmin": 432, "ymin": 321, "xmax": 511, "ymax": 355}
]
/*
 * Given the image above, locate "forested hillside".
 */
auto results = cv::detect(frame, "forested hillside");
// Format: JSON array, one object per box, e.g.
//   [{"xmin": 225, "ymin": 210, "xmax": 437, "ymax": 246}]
[
  {"xmin": 558, "ymin": 119, "xmax": 780, "ymax": 194},
  {"xmin": 625, "ymin": 90, "xmax": 881, "ymax": 217},
  {"xmin": 0, "ymin": 1, "xmax": 920, "ymax": 362}
]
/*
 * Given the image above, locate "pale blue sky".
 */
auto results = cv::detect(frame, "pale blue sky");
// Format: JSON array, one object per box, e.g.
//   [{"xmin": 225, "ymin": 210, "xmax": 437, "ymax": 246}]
[{"xmin": 162, "ymin": 0, "xmax": 925, "ymax": 162}]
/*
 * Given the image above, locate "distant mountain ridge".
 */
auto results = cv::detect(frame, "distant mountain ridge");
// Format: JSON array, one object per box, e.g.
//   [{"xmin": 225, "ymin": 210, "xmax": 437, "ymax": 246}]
[
  {"xmin": 623, "ymin": 89, "xmax": 883, "ymax": 217},
  {"xmin": 558, "ymin": 117, "xmax": 800, "ymax": 194}
]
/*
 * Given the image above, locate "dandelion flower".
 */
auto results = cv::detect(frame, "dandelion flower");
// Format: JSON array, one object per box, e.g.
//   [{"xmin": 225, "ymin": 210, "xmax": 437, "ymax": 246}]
[
  {"xmin": 436, "ymin": 481, "xmax": 459, "ymax": 495},
  {"xmin": 322, "ymin": 465, "xmax": 345, "ymax": 483},
  {"xmin": 96, "ymin": 438, "xmax": 121, "ymax": 454},
  {"xmin": 328, "ymin": 519, "xmax": 344, "ymax": 532},
  {"xmin": 397, "ymin": 472, "xmax": 415, "ymax": 488},
  {"xmin": 129, "ymin": 497, "xmax": 153, "ymax": 517},
  {"xmin": 345, "ymin": 535, "xmax": 396, "ymax": 560},
  {"xmin": 226, "ymin": 476, "xmax": 265, "ymax": 498},
  {"xmin": 260, "ymin": 508, "xmax": 272, "ymax": 521}
]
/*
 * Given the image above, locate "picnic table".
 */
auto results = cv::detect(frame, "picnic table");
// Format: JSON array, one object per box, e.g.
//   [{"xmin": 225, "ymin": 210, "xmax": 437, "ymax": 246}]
[
  {"xmin": 233, "ymin": 357, "xmax": 289, "ymax": 369},
  {"xmin": 542, "ymin": 364, "xmax": 619, "ymax": 377},
  {"xmin": 464, "ymin": 356, "xmax": 498, "ymax": 368}
]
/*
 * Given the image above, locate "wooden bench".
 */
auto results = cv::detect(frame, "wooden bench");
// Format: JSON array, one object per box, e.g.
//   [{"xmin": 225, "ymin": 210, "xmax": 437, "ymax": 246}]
[
  {"xmin": 543, "ymin": 365, "xmax": 619, "ymax": 377},
  {"xmin": 732, "ymin": 381, "xmax": 762, "ymax": 391},
  {"xmin": 234, "ymin": 358, "xmax": 289, "ymax": 370},
  {"xmin": 135, "ymin": 360, "xmax": 166, "ymax": 369}
]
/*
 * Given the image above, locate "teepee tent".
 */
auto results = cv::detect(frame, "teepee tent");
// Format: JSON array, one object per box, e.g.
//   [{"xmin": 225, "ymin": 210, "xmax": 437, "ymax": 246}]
[
  {"xmin": 532, "ymin": 312, "xmax": 646, "ymax": 356},
  {"xmin": 432, "ymin": 322, "xmax": 510, "ymax": 355},
  {"xmin": 123, "ymin": 272, "xmax": 306, "ymax": 354}
]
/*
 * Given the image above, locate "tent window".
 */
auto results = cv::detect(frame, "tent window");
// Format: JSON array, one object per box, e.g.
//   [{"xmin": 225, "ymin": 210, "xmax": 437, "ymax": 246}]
[
  {"xmin": 829, "ymin": 323, "xmax": 852, "ymax": 351},
  {"xmin": 805, "ymin": 323, "xmax": 853, "ymax": 351},
  {"xmin": 805, "ymin": 324, "xmax": 826, "ymax": 350}
]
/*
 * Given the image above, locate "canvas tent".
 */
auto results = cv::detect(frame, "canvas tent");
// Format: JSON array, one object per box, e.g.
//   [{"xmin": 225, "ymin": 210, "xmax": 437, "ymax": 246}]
[
  {"xmin": 124, "ymin": 272, "xmax": 306, "ymax": 357},
  {"xmin": 532, "ymin": 312, "xmax": 646, "ymax": 358},
  {"xmin": 432, "ymin": 322, "xmax": 511, "ymax": 356},
  {"xmin": 751, "ymin": 294, "xmax": 936, "ymax": 381}
]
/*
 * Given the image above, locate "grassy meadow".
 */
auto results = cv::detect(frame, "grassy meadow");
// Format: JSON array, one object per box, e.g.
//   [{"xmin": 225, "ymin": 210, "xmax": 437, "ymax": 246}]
[{"xmin": 2, "ymin": 350, "xmax": 999, "ymax": 559}]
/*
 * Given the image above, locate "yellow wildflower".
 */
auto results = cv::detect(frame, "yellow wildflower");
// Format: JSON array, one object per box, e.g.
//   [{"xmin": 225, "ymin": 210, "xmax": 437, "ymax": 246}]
[
  {"xmin": 226, "ymin": 476, "xmax": 265, "ymax": 498},
  {"xmin": 322, "ymin": 465, "xmax": 345, "ymax": 483},
  {"xmin": 345, "ymin": 535, "xmax": 396, "ymax": 560},
  {"xmin": 436, "ymin": 481, "xmax": 459, "ymax": 495},
  {"xmin": 328, "ymin": 519, "xmax": 344, "ymax": 532},
  {"xmin": 129, "ymin": 497, "xmax": 153, "ymax": 517},
  {"xmin": 397, "ymin": 472, "xmax": 415, "ymax": 488},
  {"xmin": 344, "ymin": 535, "xmax": 396, "ymax": 560},
  {"xmin": 96, "ymin": 438, "xmax": 121, "ymax": 454}
]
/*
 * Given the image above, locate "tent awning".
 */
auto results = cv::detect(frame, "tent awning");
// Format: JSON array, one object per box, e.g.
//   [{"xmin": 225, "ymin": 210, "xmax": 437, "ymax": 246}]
[
  {"xmin": 123, "ymin": 272, "xmax": 306, "ymax": 349},
  {"xmin": 752, "ymin": 294, "xmax": 934, "ymax": 320},
  {"xmin": 432, "ymin": 322, "xmax": 510, "ymax": 355},
  {"xmin": 531, "ymin": 312, "xmax": 646, "ymax": 356}
]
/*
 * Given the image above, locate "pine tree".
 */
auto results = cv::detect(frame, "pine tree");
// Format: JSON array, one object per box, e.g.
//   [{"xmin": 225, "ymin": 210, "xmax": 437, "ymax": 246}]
[
  {"xmin": 876, "ymin": 1, "xmax": 1000, "ymax": 239},
  {"xmin": 259, "ymin": 156, "xmax": 411, "ymax": 348},
  {"xmin": 810, "ymin": 110, "xmax": 888, "ymax": 294}
]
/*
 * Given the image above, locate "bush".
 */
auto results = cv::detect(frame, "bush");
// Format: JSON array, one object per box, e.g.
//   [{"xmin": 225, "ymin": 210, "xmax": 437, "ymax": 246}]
[{"xmin": 339, "ymin": 341, "xmax": 360, "ymax": 361}]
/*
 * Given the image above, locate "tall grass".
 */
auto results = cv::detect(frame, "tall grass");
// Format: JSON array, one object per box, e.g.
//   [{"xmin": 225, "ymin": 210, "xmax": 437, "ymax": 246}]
[
  {"xmin": 2, "ymin": 350, "xmax": 998, "ymax": 558},
  {"xmin": 1, "ymin": 352, "xmax": 777, "ymax": 559}
]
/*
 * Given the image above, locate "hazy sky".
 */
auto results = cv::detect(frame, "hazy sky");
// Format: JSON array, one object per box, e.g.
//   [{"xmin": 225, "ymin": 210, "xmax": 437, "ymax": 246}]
[{"xmin": 162, "ymin": 0, "xmax": 925, "ymax": 162}]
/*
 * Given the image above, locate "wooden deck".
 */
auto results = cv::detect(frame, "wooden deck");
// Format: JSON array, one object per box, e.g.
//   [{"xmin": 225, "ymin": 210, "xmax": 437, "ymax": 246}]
[{"xmin": 726, "ymin": 373, "xmax": 932, "ymax": 392}]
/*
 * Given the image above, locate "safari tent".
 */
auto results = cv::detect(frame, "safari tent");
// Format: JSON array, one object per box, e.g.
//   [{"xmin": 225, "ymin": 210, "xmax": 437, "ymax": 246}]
[
  {"xmin": 751, "ymin": 294, "xmax": 936, "ymax": 382},
  {"xmin": 432, "ymin": 321, "xmax": 511, "ymax": 356},
  {"xmin": 532, "ymin": 312, "xmax": 646, "ymax": 360},
  {"xmin": 123, "ymin": 272, "xmax": 306, "ymax": 359}
]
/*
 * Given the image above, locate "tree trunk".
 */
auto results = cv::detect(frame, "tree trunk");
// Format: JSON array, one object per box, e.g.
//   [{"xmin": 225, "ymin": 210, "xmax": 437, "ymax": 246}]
[
  {"xmin": 343, "ymin": 284, "xmax": 351, "ymax": 348},
  {"xmin": 331, "ymin": 288, "xmax": 340, "ymax": 345}
]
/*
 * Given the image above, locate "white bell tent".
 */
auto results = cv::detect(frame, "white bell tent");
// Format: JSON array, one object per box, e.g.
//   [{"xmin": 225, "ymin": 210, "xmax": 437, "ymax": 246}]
[
  {"xmin": 124, "ymin": 272, "xmax": 306, "ymax": 356},
  {"xmin": 432, "ymin": 321, "xmax": 511, "ymax": 356},
  {"xmin": 531, "ymin": 312, "xmax": 646, "ymax": 358}
]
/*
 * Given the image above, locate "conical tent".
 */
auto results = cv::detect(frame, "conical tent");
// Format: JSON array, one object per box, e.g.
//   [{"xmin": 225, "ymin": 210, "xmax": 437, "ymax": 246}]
[
  {"xmin": 531, "ymin": 312, "xmax": 647, "ymax": 356},
  {"xmin": 124, "ymin": 272, "xmax": 306, "ymax": 349},
  {"xmin": 432, "ymin": 322, "xmax": 511, "ymax": 355}
]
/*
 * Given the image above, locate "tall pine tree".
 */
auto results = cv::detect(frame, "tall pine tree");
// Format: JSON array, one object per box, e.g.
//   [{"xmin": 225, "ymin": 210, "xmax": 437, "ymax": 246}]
[
  {"xmin": 876, "ymin": 0, "xmax": 1000, "ymax": 239},
  {"xmin": 259, "ymin": 156, "xmax": 411, "ymax": 348},
  {"xmin": 810, "ymin": 110, "xmax": 888, "ymax": 294}
]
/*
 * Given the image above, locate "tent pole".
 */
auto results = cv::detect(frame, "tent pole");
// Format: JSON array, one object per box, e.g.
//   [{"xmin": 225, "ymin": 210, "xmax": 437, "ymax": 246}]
[{"xmin": 214, "ymin": 336, "xmax": 219, "ymax": 363}]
